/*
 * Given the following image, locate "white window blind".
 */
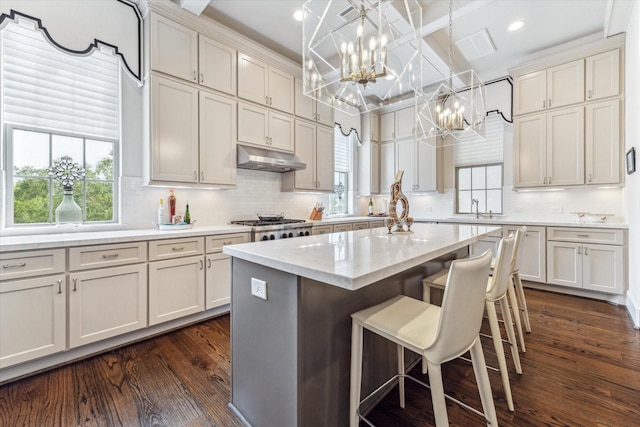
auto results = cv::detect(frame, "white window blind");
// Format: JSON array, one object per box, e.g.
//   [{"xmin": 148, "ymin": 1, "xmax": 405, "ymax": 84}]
[
  {"xmin": 1, "ymin": 19, "xmax": 120, "ymax": 140},
  {"xmin": 335, "ymin": 127, "xmax": 352, "ymax": 173},
  {"xmin": 454, "ymin": 113, "xmax": 507, "ymax": 166}
]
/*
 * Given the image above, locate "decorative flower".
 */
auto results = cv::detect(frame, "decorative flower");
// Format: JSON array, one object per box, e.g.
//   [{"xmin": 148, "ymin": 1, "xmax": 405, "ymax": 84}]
[{"xmin": 47, "ymin": 156, "xmax": 86, "ymax": 190}]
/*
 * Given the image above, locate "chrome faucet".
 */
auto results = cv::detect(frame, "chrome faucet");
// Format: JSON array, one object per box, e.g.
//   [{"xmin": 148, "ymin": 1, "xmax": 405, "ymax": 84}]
[{"xmin": 472, "ymin": 198, "xmax": 480, "ymax": 218}]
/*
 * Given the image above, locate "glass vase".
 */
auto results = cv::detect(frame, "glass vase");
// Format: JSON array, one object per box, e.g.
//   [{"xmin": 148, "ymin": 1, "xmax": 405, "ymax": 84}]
[{"xmin": 55, "ymin": 188, "xmax": 82, "ymax": 224}]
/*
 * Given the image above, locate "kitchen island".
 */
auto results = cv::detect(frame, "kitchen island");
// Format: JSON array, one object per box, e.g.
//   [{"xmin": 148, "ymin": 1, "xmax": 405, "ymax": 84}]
[{"xmin": 223, "ymin": 223, "xmax": 501, "ymax": 427}]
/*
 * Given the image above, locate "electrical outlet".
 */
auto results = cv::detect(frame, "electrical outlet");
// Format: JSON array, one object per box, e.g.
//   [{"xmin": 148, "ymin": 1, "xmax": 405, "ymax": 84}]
[{"xmin": 251, "ymin": 278, "xmax": 267, "ymax": 300}]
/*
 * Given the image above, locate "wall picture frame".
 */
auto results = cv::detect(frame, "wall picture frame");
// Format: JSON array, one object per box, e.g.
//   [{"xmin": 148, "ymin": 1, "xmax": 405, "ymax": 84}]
[{"xmin": 626, "ymin": 147, "xmax": 636, "ymax": 175}]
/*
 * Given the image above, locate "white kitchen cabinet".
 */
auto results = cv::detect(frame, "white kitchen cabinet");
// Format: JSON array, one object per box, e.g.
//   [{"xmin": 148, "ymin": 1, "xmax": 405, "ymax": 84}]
[
  {"xmin": 547, "ymin": 227, "xmax": 624, "ymax": 294},
  {"xmin": 357, "ymin": 141, "xmax": 380, "ymax": 195},
  {"xmin": 150, "ymin": 13, "xmax": 198, "ymax": 83},
  {"xmin": 282, "ymin": 120, "xmax": 333, "ymax": 191},
  {"xmin": 380, "ymin": 112, "xmax": 395, "ymax": 141},
  {"xmin": 380, "ymin": 141, "xmax": 395, "ymax": 193},
  {"xmin": 469, "ymin": 234, "xmax": 501, "ymax": 257},
  {"xmin": 204, "ymin": 233, "xmax": 248, "ymax": 310},
  {"xmin": 0, "ymin": 273, "xmax": 66, "ymax": 368},
  {"xmin": 237, "ymin": 53, "xmax": 294, "ymax": 114},
  {"xmin": 513, "ymin": 59, "xmax": 584, "ymax": 115},
  {"xmin": 395, "ymin": 106, "xmax": 416, "ymax": 140},
  {"xmin": 371, "ymin": 113, "xmax": 380, "ymax": 142},
  {"xmin": 294, "ymin": 78, "xmax": 334, "ymax": 127},
  {"xmin": 396, "ymin": 137, "xmax": 441, "ymax": 192},
  {"xmin": 586, "ymin": 49, "xmax": 620, "ymax": 101},
  {"xmin": 514, "ymin": 107, "xmax": 584, "ymax": 188},
  {"xmin": 69, "ymin": 264, "xmax": 148, "ymax": 348},
  {"xmin": 585, "ymin": 99, "xmax": 620, "ymax": 185},
  {"xmin": 333, "ymin": 223, "xmax": 353, "ymax": 232},
  {"xmin": 503, "ymin": 226, "xmax": 546, "ymax": 283},
  {"xmin": 353, "ymin": 222, "xmax": 370, "ymax": 230},
  {"xmin": 200, "ymin": 91, "xmax": 237, "ymax": 185},
  {"xmin": 312, "ymin": 225, "xmax": 333, "ymax": 235},
  {"xmin": 199, "ymin": 35, "xmax": 237, "ymax": 95},
  {"xmin": 238, "ymin": 102, "xmax": 294, "ymax": 153}
]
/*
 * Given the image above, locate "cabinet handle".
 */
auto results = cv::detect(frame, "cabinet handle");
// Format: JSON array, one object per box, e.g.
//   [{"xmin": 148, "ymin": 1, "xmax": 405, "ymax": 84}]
[
  {"xmin": 588, "ymin": 90, "xmax": 592, "ymax": 99},
  {"xmin": 2, "ymin": 262, "xmax": 26, "ymax": 269},
  {"xmin": 588, "ymin": 173, "xmax": 592, "ymax": 183},
  {"xmin": 73, "ymin": 277, "xmax": 77, "ymax": 292},
  {"xmin": 223, "ymin": 241, "xmax": 233, "ymax": 245},
  {"xmin": 102, "ymin": 253, "xmax": 119, "ymax": 259},
  {"xmin": 200, "ymin": 73, "xmax": 204, "ymax": 83},
  {"xmin": 543, "ymin": 177, "xmax": 546, "ymax": 185},
  {"xmin": 201, "ymin": 171, "xmax": 205, "ymax": 180},
  {"xmin": 543, "ymin": 100, "xmax": 546, "ymax": 108},
  {"xmin": 193, "ymin": 70, "xmax": 197, "ymax": 81},
  {"xmin": 57, "ymin": 279, "xmax": 62, "ymax": 294},
  {"xmin": 207, "ymin": 258, "xmax": 212, "ymax": 268},
  {"xmin": 584, "ymin": 247, "xmax": 589, "ymax": 255},
  {"xmin": 548, "ymin": 99, "xmax": 551, "ymax": 107},
  {"xmin": 577, "ymin": 234, "xmax": 589, "ymax": 238},
  {"xmin": 269, "ymin": 96, "xmax": 273, "ymax": 105},
  {"xmin": 265, "ymin": 96, "xmax": 269, "ymax": 105},
  {"xmin": 194, "ymin": 171, "xmax": 198, "ymax": 180},
  {"xmin": 172, "ymin": 246, "xmax": 184, "ymax": 251},
  {"xmin": 548, "ymin": 176, "xmax": 552, "ymax": 184},
  {"xmin": 578, "ymin": 247, "xmax": 581, "ymax": 255},
  {"xmin": 199, "ymin": 259, "xmax": 204, "ymax": 270}
]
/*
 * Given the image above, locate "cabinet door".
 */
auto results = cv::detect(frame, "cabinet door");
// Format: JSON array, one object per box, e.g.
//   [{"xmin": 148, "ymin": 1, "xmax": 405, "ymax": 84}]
[
  {"xmin": 380, "ymin": 141, "xmax": 395, "ymax": 193},
  {"xmin": 199, "ymin": 34, "xmax": 236, "ymax": 95},
  {"xmin": 513, "ymin": 70, "xmax": 546, "ymax": 115},
  {"xmin": 371, "ymin": 142, "xmax": 380, "ymax": 194},
  {"xmin": 586, "ymin": 49, "xmax": 619, "ymax": 101},
  {"xmin": 316, "ymin": 125, "xmax": 335, "ymax": 191},
  {"xmin": 200, "ymin": 91, "xmax": 237, "ymax": 186},
  {"xmin": 293, "ymin": 120, "xmax": 317, "ymax": 190},
  {"xmin": 504, "ymin": 226, "xmax": 546, "ymax": 283},
  {"xmin": 353, "ymin": 222, "xmax": 369, "ymax": 230},
  {"xmin": 237, "ymin": 53, "xmax": 268, "ymax": 106},
  {"xmin": 206, "ymin": 253, "xmax": 231, "ymax": 309},
  {"xmin": 470, "ymin": 236, "xmax": 500, "ymax": 258},
  {"xmin": 149, "ymin": 255, "xmax": 205, "ymax": 326},
  {"xmin": 396, "ymin": 139, "xmax": 415, "ymax": 191},
  {"xmin": 380, "ymin": 112, "xmax": 395, "ymax": 141},
  {"xmin": 514, "ymin": 113, "xmax": 546, "ymax": 187},
  {"xmin": 150, "ymin": 14, "xmax": 198, "ymax": 83},
  {"xmin": 582, "ymin": 243, "xmax": 623, "ymax": 294},
  {"xmin": 547, "ymin": 59, "xmax": 584, "ymax": 109},
  {"xmin": 547, "ymin": 106, "xmax": 584, "ymax": 186},
  {"xmin": 69, "ymin": 264, "xmax": 147, "ymax": 347},
  {"xmin": 586, "ymin": 99, "xmax": 620, "ymax": 185},
  {"xmin": 371, "ymin": 113, "xmax": 380, "ymax": 142},
  {"xmin": 0, "ymin": 274, "xmax": 66, "ymax": 368},
  {"xmin": 294, "ymin": 77, "xmax": 315, "ymax": 121},
  {"xmin": 315, "ymin": 94, "xmax": 334, "ymax": 127},
  {"xmin": 547, "ymin": 241, "xmax": 582, "ymax": 288},
  {"xmin": 416, "ymin": 139, "xmax": 436, "ymax": 192},
  {"xmin": 269, "ymin": 112, "xmax": 295, "ymax": 153},
  {"xmin": 238, "ymin": 103, "xmax": 269, "ymax": 148},
  {"xmin": 333, "ymin": 224, "xmax": 353, "ymax": 232},
  {"xmin": 269, "ymin": 67, "xmax": 294, "ymax": 114},
  {"xmin": 395, "ymin": 106, "xmax": 415, "ymax": 139},
  {"xmin": 151, "ymin": 76, "xmax": 199, "ymax": 183},
  {"xmin": 312, "ymin": 225, "xmax": 333, "ymax": 235}
]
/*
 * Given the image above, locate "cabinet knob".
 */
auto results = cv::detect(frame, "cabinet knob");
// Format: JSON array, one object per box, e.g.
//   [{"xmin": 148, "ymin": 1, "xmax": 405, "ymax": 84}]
[
  {"xmin": 193, "ymin": 71, "xmax": 197, "ymax": 81},
  {"xmin": 588, "ymin": 90, "xmax": 592, "ymax": 99},
  {"xmin": 200, "ymin": 73, "xmax": 204, "ymax": 84}
]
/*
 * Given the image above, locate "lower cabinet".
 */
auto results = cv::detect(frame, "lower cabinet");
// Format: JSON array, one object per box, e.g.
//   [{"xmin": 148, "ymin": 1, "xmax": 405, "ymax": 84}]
[
  {"xmin": 469, "ymin": 234, "xmax": 501, "ymax": 257},
  {"xmin": 352, "ymin": 222, "xmax": 369, "ymax": 230},
  {"xmin": 206, "ymin": 253, "xmax": 231, "ymax": 309},
  {"xmin": 69, "ymin": 264, "xmax": 148, "ymax": 348},
  {"xmin": 333, "ymin": 223, "xmax": 353, "ymax": 232},
  {"xmin": 0, "ymin": 273, "xmax": 66, "ymax": 368},
  {"xmin": 312, "ymin": 225, "xmax": 333, "ymax": 235},
  {"xmin": 148, "ymin": 255, "xmax": 205, "ymax": 326},
  {"xmin": 504, "ymin": 225, "xmax": 546, "ymax": 283}
]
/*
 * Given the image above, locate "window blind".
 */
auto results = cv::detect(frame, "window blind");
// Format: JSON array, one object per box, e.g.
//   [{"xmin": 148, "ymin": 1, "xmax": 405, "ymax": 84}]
[
  {"xmin": 454, "ymin": 113, "xmax": 507, "ymax": 166},
  {"xmin": 334, "ymin": 126, "xmax": 352, "ymax": 173},
  {"xmin": 1, "ymin": 20, "xmax": 120, "ymax": 140}
]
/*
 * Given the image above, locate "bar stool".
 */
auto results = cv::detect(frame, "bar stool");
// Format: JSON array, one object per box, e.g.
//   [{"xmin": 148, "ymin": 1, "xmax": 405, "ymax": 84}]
[
  {"xmin": 350, "ymin": 250, "xmax": 496, "ymax": 427},
  {"xmin": 510, "ymin": 226, "xmax": 532, "ymax": 334},
  {"xmin": 422, "ymin": 234, "xmax": 520, "ymax": 412}
]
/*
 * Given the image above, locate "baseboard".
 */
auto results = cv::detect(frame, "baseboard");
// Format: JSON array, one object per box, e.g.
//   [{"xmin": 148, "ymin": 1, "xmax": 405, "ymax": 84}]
[{"xmin": 625, "ymin": 292, "xmax": 640, "ymax": 329}]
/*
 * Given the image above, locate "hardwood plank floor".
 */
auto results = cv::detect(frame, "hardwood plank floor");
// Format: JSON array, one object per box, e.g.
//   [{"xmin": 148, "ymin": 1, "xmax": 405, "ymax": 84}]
[{"xmin": 1, "ymin": 288, "xmax": 639, "ymax": 427}]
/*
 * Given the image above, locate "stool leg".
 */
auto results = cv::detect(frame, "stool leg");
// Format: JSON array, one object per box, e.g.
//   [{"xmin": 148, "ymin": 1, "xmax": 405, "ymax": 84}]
[
  {"xmin": 426, "ymin": 361, "xmax": 448, "ymax": 427},
  {"xmin": 508, "ymin": 275, "xmax": 526, "ymax": 352},
  {"xmin": 470, "ymin": 338, "xmax": 499, "ymax": 427},
  {"xmin": 350, "ymin": 321, "xmax": 363, "ymax": 427},
  {"xmin": 514, "ymin": 272, "xmax": 532, "ymax": 332},
  {"xmin": 485, "ymin": 300, "xmax": 515, "ymax": 411},
  {"xmin": 397, "ymin": 345, "xmax": 405, "ymax": 408},
  {"xmin": 423, "ymin": 282, "xmax": 431, "ymax": 303},
  {"xmin": 499, "ymin": 296, "xmax": 523, "ymax": 374}
]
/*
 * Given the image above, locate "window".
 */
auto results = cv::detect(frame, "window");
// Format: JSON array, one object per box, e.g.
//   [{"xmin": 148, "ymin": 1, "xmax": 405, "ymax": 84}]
[
  {"xmin": 1, "ymin": 18, "xmax": 120, "ymax": 226},
  {"xmin": 329, "ymin": 126, "xmax": 354, "ymax": 214}
]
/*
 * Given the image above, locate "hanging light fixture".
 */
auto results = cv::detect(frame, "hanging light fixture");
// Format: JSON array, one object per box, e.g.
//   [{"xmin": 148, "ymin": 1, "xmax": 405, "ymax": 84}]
[{"xmin": 417, "ymin": 0, "xmax": 486, "ymax": 142}]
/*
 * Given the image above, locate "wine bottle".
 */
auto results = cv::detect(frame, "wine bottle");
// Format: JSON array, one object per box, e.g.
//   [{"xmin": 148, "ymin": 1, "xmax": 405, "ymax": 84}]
[
  {"xmin": 168, "ymin": 189, "xmax": 176, "ymax": 222},
  {"xmin": 368, "ymin": 197, "xmax": 374, "ymax": 215},
  {"xmin": 185, "ymin": 202, "xmax": 191, "ymax": 224}
]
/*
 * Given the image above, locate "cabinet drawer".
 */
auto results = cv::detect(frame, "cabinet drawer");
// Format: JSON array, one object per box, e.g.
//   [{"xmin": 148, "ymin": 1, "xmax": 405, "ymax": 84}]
[
  {"xmin": 149, "ymin": 237, "xmax": 204, "ymax": 261},
  {"xmin": 547, "ymin": 227, "xmax": 624, "ymax": 245},
  {"xmin": 69, "ymin": 242, "xmax": 147, "ymax": 271},
  {"xmin": 352, "ymin": 222, "xmax": 369, "ymax": 230},
  {"xmin": 333, "ymin": 224, "xmax": 353, "ymax": 232},
  {"xmin": 0, "ymin": 249, "xmax": 65, "ymax": 281},
  {"xmin": 206, "ymin": 233, "xmax": 248, "ymax": 254},
  {"xmin": 312, "ymin": 225, "xmax": 333, "ymax": 235}
]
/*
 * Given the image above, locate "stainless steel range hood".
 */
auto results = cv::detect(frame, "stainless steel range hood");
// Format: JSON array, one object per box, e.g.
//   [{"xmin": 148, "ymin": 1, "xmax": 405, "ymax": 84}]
[{"xmin": 237, "ymin": 145, "xmax": 306, "ymax": 173}]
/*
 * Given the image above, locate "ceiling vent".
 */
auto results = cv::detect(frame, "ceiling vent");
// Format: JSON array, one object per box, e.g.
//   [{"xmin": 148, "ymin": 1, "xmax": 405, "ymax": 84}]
[
  {"xmin": 455, "ymin": 29, "xmax": 496, "ymax": 62},
  {"xmin": 338, "ymin": 5, "xmax": 359, "ymax": 22}
]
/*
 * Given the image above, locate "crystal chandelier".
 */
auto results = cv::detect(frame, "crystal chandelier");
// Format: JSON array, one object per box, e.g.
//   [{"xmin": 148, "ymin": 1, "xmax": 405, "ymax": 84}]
[{"xmin": 339, "ymin": 5, "xmax": 387, "ymax": 86}]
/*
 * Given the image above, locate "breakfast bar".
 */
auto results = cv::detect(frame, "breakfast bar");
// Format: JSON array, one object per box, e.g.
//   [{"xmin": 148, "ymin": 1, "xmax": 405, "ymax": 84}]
[{"xmin": 223, "ymin": 223, "xmax": 501, "ymax": 426}]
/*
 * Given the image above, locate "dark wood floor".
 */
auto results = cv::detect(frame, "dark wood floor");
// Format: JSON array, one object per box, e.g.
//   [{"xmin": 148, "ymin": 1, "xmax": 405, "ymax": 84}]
[{"xmin": 1, "ymin": 287, "xmax": 639, "ymax": 427}]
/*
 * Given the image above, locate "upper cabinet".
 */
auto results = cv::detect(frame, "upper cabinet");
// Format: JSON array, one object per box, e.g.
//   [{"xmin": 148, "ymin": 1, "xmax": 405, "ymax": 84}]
[
  {"xmin": 380, "ymin": 112, "xmax": 395, "ymax": 141},
  {"xmin": 238, "ymin": 53, "xmax": 294, "ymax": 114},
  {"xmin": 395, "ymin": 106, "xmax": 416, "ymax": 140},
  {"xmin": 396, "ymin": 137, "xmax": 442, "ymax": 192},
  {"xmin": 586, "ymin": 49, "xmax": 620, "ymax": 101},
  {"xmin": 294, "ymin": 78, "xmax": 334, "ymax": 127},
  {"xmin": 150, "ymin": 13, "xmax": 237, "ymax": 96},
  {"xmin": 238, "ymin": 103, "xmax": 294, "ymax": 153},
  {"xmin": 282, "ymin": 121, "xmax": 334, "ymax": 192}
]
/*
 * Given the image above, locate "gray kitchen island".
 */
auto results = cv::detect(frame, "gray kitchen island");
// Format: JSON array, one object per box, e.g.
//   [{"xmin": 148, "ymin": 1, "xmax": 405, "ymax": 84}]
[{"xmin": 223, "ymin": 223, "xmax": 501, "ymax": 427}]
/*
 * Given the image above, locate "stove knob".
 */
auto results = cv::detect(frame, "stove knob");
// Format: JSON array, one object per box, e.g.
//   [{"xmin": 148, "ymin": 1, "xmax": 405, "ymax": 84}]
[
  {"xmin": 299, "ymin": 231, "xmax": 305, "ymax": 237},
  {"xmin": 261, "ymin": 236, "xmax": 269, "ymax": 241},
  {"xmin": 282, "ymin": 233, "xmax": 288, "ymax": 239},
  {"xmin": 304, "ymin": 231, "xmax": 310, "ymax": 236},
  {"xmin": 269, "ymin": 235, "xmax": 275, "ymax": 240},
  {"xmin": 288, "ymin": 232, "xmax": 294, "ymax": 238}
]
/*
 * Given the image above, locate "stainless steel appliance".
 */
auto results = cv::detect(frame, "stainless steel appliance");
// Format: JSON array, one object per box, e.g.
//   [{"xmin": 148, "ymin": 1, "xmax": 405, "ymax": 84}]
[{"xmin": 231, "ymin": 217, "xmax": 313, "ymax": 241}]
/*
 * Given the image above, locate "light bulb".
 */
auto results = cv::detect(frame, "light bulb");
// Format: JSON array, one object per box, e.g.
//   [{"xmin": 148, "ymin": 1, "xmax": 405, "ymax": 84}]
[{"xmin": 369, "ymin": 36, "xmax": 377, "ymax": 50}]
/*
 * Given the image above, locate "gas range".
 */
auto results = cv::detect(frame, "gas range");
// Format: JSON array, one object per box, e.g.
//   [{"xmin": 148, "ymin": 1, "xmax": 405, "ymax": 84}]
[{"xmin": 230, "ymin": 218, "xmax": 313, "ymax": 241}]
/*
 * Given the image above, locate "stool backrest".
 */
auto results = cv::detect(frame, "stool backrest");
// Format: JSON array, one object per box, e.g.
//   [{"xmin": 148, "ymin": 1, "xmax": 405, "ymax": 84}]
[
  {"xmin": 485, "ymin": 234, "xmax": 515, "ymax": 302},
  {"xmin": 512, "ymin": 226, "xmax": 527, "ymax": 273},
  {"xmin": 427, "ymin": 249, "xmax": 492, "ymax": 364}
]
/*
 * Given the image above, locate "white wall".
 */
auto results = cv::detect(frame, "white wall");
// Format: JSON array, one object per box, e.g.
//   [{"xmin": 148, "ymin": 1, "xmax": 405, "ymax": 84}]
[{"xmin": 624, "ymin": 3, "xmax": 640, "ymax": 327}]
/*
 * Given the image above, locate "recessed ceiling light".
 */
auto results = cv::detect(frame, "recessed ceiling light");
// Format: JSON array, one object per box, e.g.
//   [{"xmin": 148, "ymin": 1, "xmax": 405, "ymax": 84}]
[
  {"xmin": 508, "ymin": 20, "xmax": 525, "ymax": 32},
  {"xmin": 294, "ymin": 10, "xmax": 304, "ymax": 21}
]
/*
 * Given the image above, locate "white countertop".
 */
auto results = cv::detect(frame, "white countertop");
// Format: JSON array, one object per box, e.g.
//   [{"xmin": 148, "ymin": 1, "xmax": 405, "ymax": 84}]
[
  {"xmin": 0, "ymin": 224, "xmax": 252, "ymax": 252},
  {"xmin": 223, "ymin": 223, "xmax": 501, "ymax": 291},
  {"xmin": 417, "ymin": 216, "xmax": 628, "ymax": 229}
]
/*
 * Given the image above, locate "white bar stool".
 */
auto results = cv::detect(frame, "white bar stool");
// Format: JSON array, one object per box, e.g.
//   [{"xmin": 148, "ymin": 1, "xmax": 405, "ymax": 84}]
[
  {"xmin": 422, "ymin": 235, "xmax": 520, "ymax": 412},
  {"xmin": 349, "ymin": 250, "xmax": 496, "ymax": 427}
]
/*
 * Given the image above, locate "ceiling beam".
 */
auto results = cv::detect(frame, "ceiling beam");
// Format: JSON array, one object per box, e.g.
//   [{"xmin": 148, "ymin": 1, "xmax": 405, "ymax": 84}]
[{"xmin": 604, "ymin": 0, "xmax": 634, "ymax": 37}]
